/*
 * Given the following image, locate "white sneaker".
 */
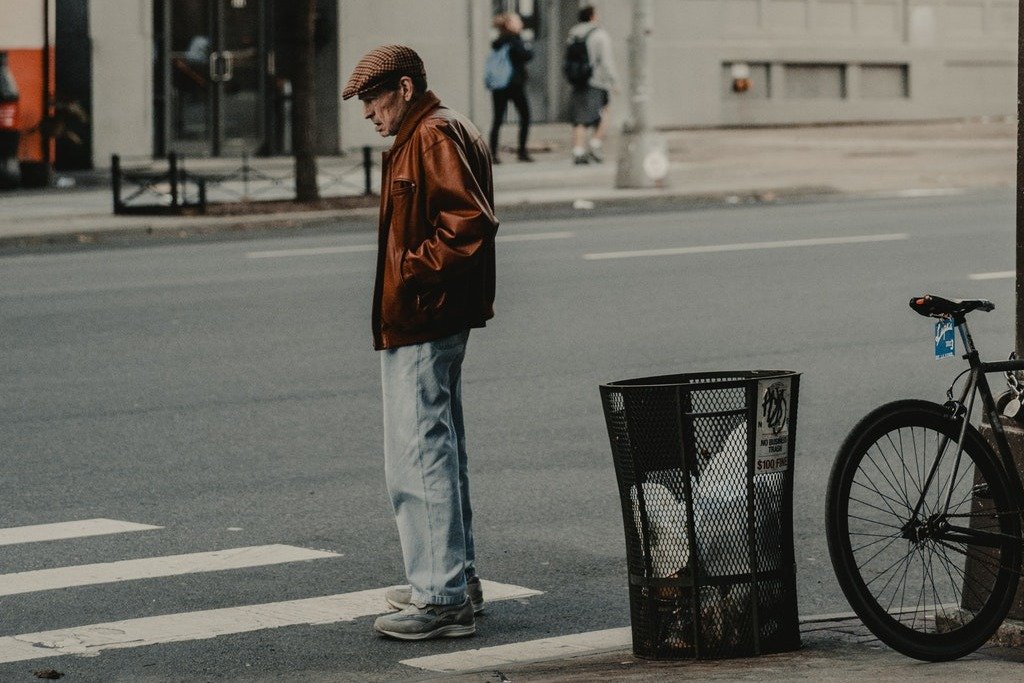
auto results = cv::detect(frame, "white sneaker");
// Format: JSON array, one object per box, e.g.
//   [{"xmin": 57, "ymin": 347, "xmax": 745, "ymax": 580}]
[
  {"xmin": 373, "ymin": 598, "xmax": 475, "ymax": 640},
  {"xmin": 384, "ymin": 576, "xmax": 484, "ymax": 614}
]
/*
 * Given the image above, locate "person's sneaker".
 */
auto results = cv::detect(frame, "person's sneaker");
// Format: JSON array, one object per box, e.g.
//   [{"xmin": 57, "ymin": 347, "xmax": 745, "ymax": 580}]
[
  {"xmin": 573, "ymin": 153, "xmax": 589, "ymax": 165},
  {"xmin": 373, "ymin": 599, "xmax": 475, "ymax": 640},
  {"xmin": 587, "ymin": 147, "xmax": 604, "ymax": 163},
  {"xmin": 385, "ymin": 576, "xmax": 484, "ymax": 614}
]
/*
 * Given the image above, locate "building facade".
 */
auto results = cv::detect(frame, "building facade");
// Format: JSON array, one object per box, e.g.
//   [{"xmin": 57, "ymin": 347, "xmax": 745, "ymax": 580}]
[{"xmin": 1, "ymin": 0, "xmax": 1015, "ymax": 170}]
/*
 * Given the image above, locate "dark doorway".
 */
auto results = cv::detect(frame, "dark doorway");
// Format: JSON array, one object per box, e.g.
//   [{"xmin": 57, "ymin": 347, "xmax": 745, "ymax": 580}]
[
  {"xmin": 155, "ymin": 0, "xmax": 338, "ymax": 157},
  {"xmin": 157, "ymin": 0, "xmax": 266, "ymax": 156},
  {"xmin": 55, "ymin": 0, "xmax": 93, "ymax": 170}
]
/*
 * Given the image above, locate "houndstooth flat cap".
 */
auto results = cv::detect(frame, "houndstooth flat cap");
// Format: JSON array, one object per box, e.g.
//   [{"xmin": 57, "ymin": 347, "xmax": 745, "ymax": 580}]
[{"xmin": 342, "ymin": 45, "xmax": 425, "ymax": 100}]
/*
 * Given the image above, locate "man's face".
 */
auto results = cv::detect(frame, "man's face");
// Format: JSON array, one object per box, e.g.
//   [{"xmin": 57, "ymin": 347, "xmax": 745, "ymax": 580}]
[{"xmin": 360, "ymin": 77, "xmax": 414, "ymax": 137}]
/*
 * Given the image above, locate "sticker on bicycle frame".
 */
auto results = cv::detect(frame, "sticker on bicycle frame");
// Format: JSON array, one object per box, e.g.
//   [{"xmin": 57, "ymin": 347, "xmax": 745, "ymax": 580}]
[
  {"xmin": 934, "ymin": 319, "xmax": 956, "ymax": 359},
  {"xmin": 756, "ymin": 378, "xmax": 791, "ymax": 474}
]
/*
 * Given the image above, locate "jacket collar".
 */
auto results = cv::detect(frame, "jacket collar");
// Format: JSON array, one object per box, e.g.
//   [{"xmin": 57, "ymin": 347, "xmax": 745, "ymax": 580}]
[{"xmin": 390, "ymin": 91, "xmax": 441, "ymax": 152}]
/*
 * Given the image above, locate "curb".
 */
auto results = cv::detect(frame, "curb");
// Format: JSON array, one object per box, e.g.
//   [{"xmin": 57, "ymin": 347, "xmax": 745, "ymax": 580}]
[{"xmin": 0, "ymin": 185, "xmax": 843, "ymax": 253}]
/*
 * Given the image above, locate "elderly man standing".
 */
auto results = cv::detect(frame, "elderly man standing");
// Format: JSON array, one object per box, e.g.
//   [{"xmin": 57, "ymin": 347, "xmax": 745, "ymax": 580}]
[{"xmin": 342, "ymin": 45, "xmax": 498, "ymax": 640}]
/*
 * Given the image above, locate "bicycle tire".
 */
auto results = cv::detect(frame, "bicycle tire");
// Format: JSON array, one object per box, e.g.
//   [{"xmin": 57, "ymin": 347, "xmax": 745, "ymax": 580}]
[{"xmin": 826, "ymin": 399, "xmax": 1022, "ymax": 661}]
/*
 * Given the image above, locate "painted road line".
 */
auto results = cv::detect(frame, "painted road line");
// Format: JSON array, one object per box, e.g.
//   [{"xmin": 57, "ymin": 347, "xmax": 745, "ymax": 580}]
[
  {"xmin": 246, "ymin": 244, "xmax": 376, "ymax": 258},
  {"xmin": 583, "ymin": 233, "xmax": 909, "ymax": 261},
  {"xmin": 883, "ymin": 188, "xmax": 965, "ymax": 199},
  {"xmin": 0, "ymin": 519, "xmax": 162, "ymax": 547},
  {"xmin": 245, "ymin": 232, "xmax": 573, "ymax": 259},
  {"xmin": 497, "ymin": 231, "xmax": 574, "ymax": 243},
  {"xmin": 970, "ymin": 271, "xmax": 1014, "ymax": 280},
  {"xmin": 401, "ymin": 627, "xmax": 632, "ymax": 673},
  {"xmin": 0, "ymin": 545, "xmax": 340, "ymax": 597},
  {"xmin": 0, "ymin": 580, "xmax": 542, "ymax": 664}
]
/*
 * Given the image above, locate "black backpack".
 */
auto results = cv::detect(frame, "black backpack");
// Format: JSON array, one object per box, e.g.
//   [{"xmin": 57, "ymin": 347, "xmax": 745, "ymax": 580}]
[{"xmin": 563, "ymin": 27, "xmax": 597, "ymax": 88}]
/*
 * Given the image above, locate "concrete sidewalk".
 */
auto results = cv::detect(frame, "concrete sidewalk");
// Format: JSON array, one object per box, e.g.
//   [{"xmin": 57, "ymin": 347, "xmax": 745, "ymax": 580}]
[
  {"xmin": 409, "ymin": 613, "xmax": 1024, "ymax": 682},
  {"xmin": 0, "ymin": 118, "xmax": 1015, "ymax": 247}
]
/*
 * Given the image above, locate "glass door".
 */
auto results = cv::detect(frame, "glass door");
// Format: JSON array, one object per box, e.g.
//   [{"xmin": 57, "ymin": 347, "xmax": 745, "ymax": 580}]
[
  {"xmin": 166, "ymin": 0, "xmax": 214, "ymax": 155},
  {"xmin": 216, "ymin": 0, "xmax": 264, "ymax": 155},
  {"xmin": 164, "ymin": 0, "xmax": 264, "ymax": 156}
]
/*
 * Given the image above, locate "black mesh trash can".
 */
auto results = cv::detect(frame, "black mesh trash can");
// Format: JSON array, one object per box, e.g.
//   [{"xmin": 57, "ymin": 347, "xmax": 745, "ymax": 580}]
[{"xmin": 600, "ymin": 371, "xmax": 801, "ymax": 660}]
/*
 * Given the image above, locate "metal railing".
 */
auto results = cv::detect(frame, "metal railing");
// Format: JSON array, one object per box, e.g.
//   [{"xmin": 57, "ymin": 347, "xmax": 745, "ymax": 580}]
[{"xmin": 111, "ymin": 148, "xmax": 376, "ymax": 215}]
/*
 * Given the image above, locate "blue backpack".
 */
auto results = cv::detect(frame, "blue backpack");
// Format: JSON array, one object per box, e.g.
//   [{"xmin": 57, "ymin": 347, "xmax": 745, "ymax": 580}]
[{"xmin": 484, "ymin": 43, "xmax": 513, "ymax": 90}]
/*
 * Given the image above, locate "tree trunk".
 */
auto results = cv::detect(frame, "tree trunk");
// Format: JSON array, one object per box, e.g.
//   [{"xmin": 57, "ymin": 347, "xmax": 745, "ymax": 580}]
[{"xmin": 292, "ymin": 0, "xmax": 319, "ymax": 202}]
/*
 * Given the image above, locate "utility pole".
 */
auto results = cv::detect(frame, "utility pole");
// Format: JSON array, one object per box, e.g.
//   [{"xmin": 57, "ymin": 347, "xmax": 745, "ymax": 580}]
[
  {"xmin": 1017, "ymin": 0, "xmax": 1024, "ymax": 354},
  {"xmin": 615, "ymin": 0, "xmax": 668, "ymax": 189},
  {"xmin": 292, "ymin": 0, "xmax": 320, "ymax": 202}
]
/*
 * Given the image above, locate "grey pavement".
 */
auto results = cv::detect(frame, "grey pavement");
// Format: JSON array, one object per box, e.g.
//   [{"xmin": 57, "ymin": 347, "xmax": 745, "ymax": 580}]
[
  {"xmin": 5, "ymin": 120, "xmax": 1024, "ymax": 681},
  {"xmin": 0, "ymin": 118, "xmax": 1016, "ymax": 246}
]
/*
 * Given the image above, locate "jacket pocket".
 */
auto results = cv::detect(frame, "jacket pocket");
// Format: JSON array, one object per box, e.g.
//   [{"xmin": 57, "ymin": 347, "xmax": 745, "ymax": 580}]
[
  {"xmin": 391, "ymin": 178, "xmax": 415, "ymax": 197},
  {"xmin": 415, "ymin": 288, "xmax": 447, "ymax": 316}
]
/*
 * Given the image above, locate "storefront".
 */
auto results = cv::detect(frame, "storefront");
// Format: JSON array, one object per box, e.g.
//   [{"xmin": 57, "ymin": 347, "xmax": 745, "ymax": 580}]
[
  {"xmin": 0, "ymin": 0, "xmax": 55, "ymax": 183},
  {"xmin": 153, "ymin": 0, "xmax": 338, "ymax": 158},
  {"xmin": 10, "ymin": 0, "xmax": 1016, "ymax": 171}
]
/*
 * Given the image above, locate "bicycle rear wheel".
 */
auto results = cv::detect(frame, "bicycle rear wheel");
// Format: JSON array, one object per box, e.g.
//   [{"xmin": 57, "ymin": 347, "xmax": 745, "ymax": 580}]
[{"xmin": 826, "ymin": 399, "xmax": 1022, "ymax": 661}]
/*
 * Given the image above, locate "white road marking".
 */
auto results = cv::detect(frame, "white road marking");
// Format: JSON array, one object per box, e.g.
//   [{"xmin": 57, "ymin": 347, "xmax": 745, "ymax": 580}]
[
  {"xmin": 401, "ymin": 627, "xmax": 632, "ymax": 672},
  {"xmin": 0, "ymin": 580, "xmax": 542, "ymax": 663},
  {"xmin": 880, "ymin": 188, "xmax": 965, "ymax": 199},
  {"xmin": 0, "ymin": 519, "xmax": 162, "ymax": 547},
  {"xmin": 584, "ymin": 233, "xmax": 908, "ymax": 261},
  {"xmin": 497, "ymin": 231, "xmax": 574, "ymax": 242},
  {"xmin": 246, "ymin": 244, "xmax": 376, "ymax": 258},
  {"xmin": 244, "ymin": 232, "xmax": 573, "ymax": 259},
  {"xmin": 0, "ymin": 545, "xmax": 340, "ymax": 597},
  {"xmin": 969, "ymin": 271, "xmax": 1014, "ymax": 280}
]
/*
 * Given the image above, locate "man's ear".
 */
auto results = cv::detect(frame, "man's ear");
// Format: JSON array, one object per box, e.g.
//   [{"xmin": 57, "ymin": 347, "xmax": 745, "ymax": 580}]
[{"xmin": 399, "ymin": 76, "xmax": 415, "ymax": 102}]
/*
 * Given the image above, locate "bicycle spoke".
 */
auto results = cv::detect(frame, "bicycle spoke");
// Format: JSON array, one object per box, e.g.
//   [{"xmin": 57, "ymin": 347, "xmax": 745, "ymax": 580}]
[
  {"xmin": 884, "ymin": 545, "xmax": 919, "ymax": 622},
  {"xmin": 924, "ymin": 541, "xmax": 960, "ymax": 630},
  {"xmin": 851, "ymin": 533, "xmax": 901, "ymax": 554},
  {"xmin": 931, "ymin": 541, "xmax": 968, "ymax": 623},
  {"xmin": 856, "ymin": 532, "xmax": 905, "ymax": 570},
  {"xmin": 855, "ymin": 468, "xmax": 910, "ymax": 522},
  {"xmin": 933, "ymin": 538, "xmax": 1005, "ymax": 580},
  {"xmin": 866, "ymin": 540, "xmax": 917, "ymax": 592},
  {"xmin": 847, "ymin": 512, "xmax": 903, "ymax": 532},
  {"xmin": 881, "ymin": 434, "xmax": 924, "ymax": 510},
  {"xmin": 874, "ymin": 434, "xmax": 917, "ymax": 513},
  {"xmin": 849, "ymin": 490, "xmax": 909, "ymax": 521}
]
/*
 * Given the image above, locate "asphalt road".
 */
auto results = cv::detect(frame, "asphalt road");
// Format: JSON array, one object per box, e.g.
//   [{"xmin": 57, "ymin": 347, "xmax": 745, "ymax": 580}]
[{"xmin": 1, "ymin": 189, "xmax": 1017, "ymax": 681}]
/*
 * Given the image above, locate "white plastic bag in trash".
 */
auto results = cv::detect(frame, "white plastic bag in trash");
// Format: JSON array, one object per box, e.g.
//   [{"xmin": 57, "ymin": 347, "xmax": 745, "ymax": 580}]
[
  {"xmin": 692, "ymin": 422, "xmax": 778, "ymax": 576},
  {"xmin": 630, "ymin": 476, "xmax": 689, "ymax": 578}
]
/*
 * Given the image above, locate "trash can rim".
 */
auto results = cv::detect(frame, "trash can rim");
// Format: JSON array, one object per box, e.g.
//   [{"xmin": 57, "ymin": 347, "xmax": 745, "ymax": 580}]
[{"xmin": 601, "ymin": 370, "xmax": 800, "ymax": 390}]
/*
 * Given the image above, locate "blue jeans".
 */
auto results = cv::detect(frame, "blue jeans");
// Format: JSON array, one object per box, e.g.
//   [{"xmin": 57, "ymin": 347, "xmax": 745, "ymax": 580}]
[{"xmin": 380, "ymin": 329, "xmax": 475, "ymax": 606}]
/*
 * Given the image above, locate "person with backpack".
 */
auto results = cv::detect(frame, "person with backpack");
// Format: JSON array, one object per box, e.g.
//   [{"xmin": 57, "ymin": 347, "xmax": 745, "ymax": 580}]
[
  {"xmin": 565, "ymin": 5, "xmax": 618, "ymax": 165},
  {"xmin": 485, "ymin": 12, "xmax": 534, "ymax": 163}
]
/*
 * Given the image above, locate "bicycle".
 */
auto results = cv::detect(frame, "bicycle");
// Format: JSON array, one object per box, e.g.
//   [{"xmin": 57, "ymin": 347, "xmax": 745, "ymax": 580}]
[{"xmin": 825, "ymin": 294, "xmax": 1024, "ymax": 661}]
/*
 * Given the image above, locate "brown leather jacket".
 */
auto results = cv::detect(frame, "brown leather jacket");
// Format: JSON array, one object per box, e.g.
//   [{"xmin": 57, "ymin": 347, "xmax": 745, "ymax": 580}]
[{"xmin": 372, "ymin": 91, "xmax": 498, "ymax": 350}]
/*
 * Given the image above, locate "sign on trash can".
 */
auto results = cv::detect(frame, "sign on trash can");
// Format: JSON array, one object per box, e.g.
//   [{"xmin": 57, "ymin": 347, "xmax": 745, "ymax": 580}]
[{"xmin": 600, "ymin": 371, "xmax": 801, "ymax": 660}]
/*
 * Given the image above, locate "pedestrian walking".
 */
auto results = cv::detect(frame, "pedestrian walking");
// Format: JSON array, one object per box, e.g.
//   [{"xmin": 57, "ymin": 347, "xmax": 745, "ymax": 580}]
[
  {"xmin": 564, "ymin": 4, "xmax": 618, "ymax": 165},
  {"xmin": 486, "ymin": 12, "xmax": 534, "ymax": 163},
  {"xmin": 342, "ymin": 44, "xmax": 498, "ymax": 641}
]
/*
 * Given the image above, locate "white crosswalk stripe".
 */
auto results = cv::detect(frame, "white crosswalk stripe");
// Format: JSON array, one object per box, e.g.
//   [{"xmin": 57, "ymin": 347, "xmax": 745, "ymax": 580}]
[
  {"xmin": 0, "ymin": 580, "xmax": 543, "ymax": 664},
  {"xmin": 0, "ymin": 517, "xmax": 545, "ymax": 665},
  {"xmin": 0, "ymin": 545, "xmax": 340, "ymax": 596},
  {"xmin": 0, "ymin": 519, "xmax": 162, "ymax": 546},
  {"xmin": 401, "ymin": 627, "xmax": 631, "ymax": 673}
]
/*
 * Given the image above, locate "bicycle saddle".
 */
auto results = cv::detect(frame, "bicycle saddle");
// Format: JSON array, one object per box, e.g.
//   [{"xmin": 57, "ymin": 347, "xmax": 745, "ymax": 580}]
[{"xmin": 909, "ymin": 294, "xmax": 994, "ymax": 320}]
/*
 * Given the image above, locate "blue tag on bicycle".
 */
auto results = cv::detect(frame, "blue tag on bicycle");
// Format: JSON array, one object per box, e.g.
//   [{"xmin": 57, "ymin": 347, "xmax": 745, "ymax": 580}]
[{"xmin": 934, "ymin": 319, "xmax": 955, "ymax": 359}]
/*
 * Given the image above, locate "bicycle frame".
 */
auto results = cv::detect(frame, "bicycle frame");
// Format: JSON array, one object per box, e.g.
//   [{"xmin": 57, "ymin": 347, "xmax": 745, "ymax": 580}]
[{"xmin": 913, "ymin": 317, "xmax": 1024, "ymax": 550}]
